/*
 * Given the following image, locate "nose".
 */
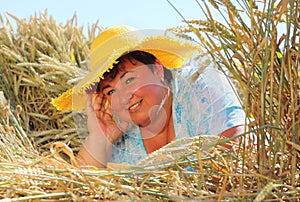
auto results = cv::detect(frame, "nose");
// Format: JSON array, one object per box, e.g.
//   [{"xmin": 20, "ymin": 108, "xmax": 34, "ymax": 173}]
[
  {"xmin": 111, "ymin": 89, "xmax": 133, "ymax": 109},
  {"xmin": 118, "ymin": 89, "xmax": 133, "ymax": 105}
]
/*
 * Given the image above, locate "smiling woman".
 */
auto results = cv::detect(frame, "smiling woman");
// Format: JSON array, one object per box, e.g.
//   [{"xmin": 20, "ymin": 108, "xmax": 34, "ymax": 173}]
[
  {"xmin": 51, "ymin": 25, "xmax": 246, "ymax": 168},
  {"xmin": 98, "ymin": 51, "xmax": 175, "ymax": 153},
  {"xmin": 99, "ymin": 52, "xmax": 170, "ymax": 126}
]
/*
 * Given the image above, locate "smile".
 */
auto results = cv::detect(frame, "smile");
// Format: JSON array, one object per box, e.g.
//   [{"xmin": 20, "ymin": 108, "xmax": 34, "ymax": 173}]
[{"xmin": 128, "ymin": 100, "xmax": 142, "ymax": 111}]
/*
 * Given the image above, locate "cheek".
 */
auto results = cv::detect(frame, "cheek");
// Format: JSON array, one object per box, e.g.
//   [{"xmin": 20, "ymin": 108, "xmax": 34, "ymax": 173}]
[
  {"xmin": 109, "ymin": 95, "xmax": 122, "ymax": 111},
  {"xmin": 109, "ymin": 83, "xmax": 165, "ymax": 111},
  {"xmin": 139, "ymin": 85, "xmax": 165, "ymax": 104}
]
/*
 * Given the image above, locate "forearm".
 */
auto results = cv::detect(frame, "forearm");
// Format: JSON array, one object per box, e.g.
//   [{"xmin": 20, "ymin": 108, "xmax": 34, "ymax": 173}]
[
  {"xmin": 218, "ymin": 125, "xmax": 245, "ymax": 148},
  {"xmin": 76, "ymin": 134, "xmax": 112, "ymax": 168}
]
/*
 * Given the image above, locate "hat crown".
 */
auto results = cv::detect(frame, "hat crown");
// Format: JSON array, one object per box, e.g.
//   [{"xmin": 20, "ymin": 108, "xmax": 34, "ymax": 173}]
[
  {"xmin": 89, "ymin": 25, "xmax": 140, "ymax": 72},
  {"xmin": 91, "ymin": 25, "xmax": 135, "ymax": 52}
]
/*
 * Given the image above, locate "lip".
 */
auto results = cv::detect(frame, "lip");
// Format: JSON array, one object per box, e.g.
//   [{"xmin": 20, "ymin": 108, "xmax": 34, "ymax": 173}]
[{"xmin": 128, "ymin": 99, "xmax": 143, "ymax": 113}]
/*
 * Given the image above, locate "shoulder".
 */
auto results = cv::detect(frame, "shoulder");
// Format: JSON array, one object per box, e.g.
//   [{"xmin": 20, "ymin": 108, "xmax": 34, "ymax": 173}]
[
  {"xmin": 171, "ymin": 62, "xmax": 224, "ymax": 92},
  {"xmin": 172, "ymin": 61, "xmax": 223, "ymax": 80},
  {"xmin": 171, "ymin": 64, "xmax": 200, "ymax": 79}
]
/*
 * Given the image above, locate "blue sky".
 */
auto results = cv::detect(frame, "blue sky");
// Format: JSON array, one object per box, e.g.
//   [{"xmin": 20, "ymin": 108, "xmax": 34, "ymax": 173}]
[{"xmin": 0, "ymin": 0, "xmax": 206, "ymax": 31}]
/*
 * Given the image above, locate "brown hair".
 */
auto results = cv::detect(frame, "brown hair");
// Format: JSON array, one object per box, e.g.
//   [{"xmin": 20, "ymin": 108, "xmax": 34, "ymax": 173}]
[{"xmin": 97, "ymin": 51, "xmax": 173, "ymax": 92}]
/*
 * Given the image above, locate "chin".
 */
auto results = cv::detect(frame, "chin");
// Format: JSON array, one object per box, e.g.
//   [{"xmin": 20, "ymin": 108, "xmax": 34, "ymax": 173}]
[
  {"xmin": 118, "ymin": 111, "xmax": 151, "ymax": 126},
  {"xmin": 131, "ymin": 116, "xmax": 151, "ymax": 127}
]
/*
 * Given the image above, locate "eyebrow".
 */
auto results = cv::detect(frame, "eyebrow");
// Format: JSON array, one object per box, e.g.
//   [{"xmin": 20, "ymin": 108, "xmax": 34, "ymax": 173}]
[
  {"xmin": 101, "ymin": 84, "xmax": 111, "ymax": 92},
  {"xmin": 120, "ymin": 70, "xmax": 134, "ymax": 79},
  {"xmin": 101, "ymin": 70, "xmax": 135, "ymax": 92}
]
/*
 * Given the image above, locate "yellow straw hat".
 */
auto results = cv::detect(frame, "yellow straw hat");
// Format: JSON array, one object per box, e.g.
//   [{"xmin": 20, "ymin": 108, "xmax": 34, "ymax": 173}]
[{"xmin": 51, "ymin": 25, "xmax": 200, "ymax": 111}]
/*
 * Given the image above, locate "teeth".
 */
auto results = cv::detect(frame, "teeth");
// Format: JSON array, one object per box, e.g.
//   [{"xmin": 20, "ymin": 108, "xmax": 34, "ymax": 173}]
[{"xmin": 129, "ymin": 100, "xmax": 141, "ymax": 110}]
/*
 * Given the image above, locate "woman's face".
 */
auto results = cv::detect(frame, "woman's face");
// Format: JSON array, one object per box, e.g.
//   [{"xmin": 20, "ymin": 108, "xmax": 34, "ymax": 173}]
[{"xmin": 100, "ymin": 58, "xmax": 168, "ymax": 127}]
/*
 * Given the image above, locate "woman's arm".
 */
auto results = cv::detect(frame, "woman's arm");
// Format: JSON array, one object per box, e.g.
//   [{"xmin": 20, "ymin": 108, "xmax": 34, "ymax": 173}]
[
  {"xmin": 76, "ymin": 93, "xmax": 125, "ymax": 168},
  {"xmin": 218, "ymin": 124, "xmax": 245, "ymax": 148},
  {"xmin": 76, "ymin": 134, "xmax": 112, "ymax": 168}
]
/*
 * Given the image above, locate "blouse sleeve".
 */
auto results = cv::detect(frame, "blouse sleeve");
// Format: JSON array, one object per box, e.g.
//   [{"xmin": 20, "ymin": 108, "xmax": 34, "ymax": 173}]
[{"xmin": 173, "ymin": 64, "xmax": 245, "ymax": 137}]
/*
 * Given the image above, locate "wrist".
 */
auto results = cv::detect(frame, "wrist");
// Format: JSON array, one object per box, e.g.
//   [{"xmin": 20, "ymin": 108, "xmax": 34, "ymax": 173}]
[{"xmin": 82, "ymin": 133, "xmax": 113, "ymax": 166}]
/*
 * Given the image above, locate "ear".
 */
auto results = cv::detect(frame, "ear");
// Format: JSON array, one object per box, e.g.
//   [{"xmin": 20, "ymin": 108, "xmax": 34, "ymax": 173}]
[{"xmin": 154, "ymin": 59, "xmax": 164, "ymax": 82}]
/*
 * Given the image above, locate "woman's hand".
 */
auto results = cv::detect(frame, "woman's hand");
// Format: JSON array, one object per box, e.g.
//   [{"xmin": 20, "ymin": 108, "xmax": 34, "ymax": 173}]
[
  {"xmin": 86, "ymin": 93, "xmax": 127, "ymax": 143},
  {"xmin": 76, "ymin": 93, "xmax": 128, "ymax": 168}
]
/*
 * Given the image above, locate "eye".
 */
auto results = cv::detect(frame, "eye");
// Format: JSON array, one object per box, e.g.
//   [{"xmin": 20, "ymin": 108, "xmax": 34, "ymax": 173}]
[
  {"xmin": 125, "ymin": 77, "xmax": 135, "ymax": 84},
  {"xmin": 107, "ymin": 89, "xmax": 116, "ymax": 95},
  {"xmin": 103, "ymin": 88, "xmax": 116, "ymax": 96}
]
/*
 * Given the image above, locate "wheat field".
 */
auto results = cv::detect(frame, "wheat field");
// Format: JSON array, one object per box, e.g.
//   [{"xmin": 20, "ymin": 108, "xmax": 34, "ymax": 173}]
[{"xmin": 0, "ymin": 0, "xmax": 299, "ymax": 200}]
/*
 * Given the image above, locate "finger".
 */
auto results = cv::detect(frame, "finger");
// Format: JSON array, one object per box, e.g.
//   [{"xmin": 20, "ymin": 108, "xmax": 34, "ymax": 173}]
[
  {"xmin": 99, "ymin": 92, "xmax": 107, "ymax": 111},
  {"xmin": 95, "ymin": 110, "xmax": 104, "ymax": 119},
  {"xmin": 86, "ymin": 94, "xmax": 94, "ymax": 114},
  {"xmin": 102, "ymin": 111, "xmax": 113, "ymax": 121},
  {"xmin": 105, "ymin": 103, "xmax": 113, "ymax": 116},
  {"xmin": 93, "ymin": 94, "xmax": 102, "ymax": 111},
  {"xmin": 95, "ymin": 106, "xmax": 111, "ymax": 120},
  {"xmin": 94, "ymin": 93, "xmax": 105, "ymax": 111}
]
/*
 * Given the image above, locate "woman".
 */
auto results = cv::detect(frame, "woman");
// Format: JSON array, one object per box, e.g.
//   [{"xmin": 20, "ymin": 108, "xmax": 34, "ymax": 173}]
[{"xmin": 52, "ymin": 25, "xmax": 245, "ymax": 168}]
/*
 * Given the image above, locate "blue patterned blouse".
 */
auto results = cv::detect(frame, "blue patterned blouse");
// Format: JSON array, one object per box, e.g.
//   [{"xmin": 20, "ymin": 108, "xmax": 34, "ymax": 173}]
[{"xmin": 110, "ymin": 64, "xmax": 245, "ymax": 165}]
